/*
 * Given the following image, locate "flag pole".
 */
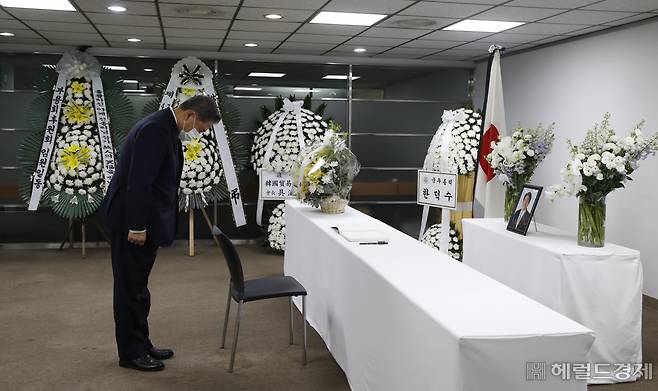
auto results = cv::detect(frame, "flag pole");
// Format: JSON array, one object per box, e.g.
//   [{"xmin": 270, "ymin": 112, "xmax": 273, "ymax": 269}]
[{"xmin": 471, "ymin": 44, "xmax": 505, "ymax": 215}]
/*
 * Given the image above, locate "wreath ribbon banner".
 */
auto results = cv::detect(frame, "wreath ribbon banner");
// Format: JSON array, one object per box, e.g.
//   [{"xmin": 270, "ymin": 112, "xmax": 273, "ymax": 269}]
[
  {"xmin": 91, "ymin": 75, "xmax": 115, "ymax": 189},
  {"xmin": 160, "ymin": 57, "xmax": 246, "ymax": 227},
  {"xmin": 27, "ymin": 75, "xmax": 67, "ymax": 211},
  {"xmin": 256, "ymin": 98, "xmax": 305, "ymax": 226}
]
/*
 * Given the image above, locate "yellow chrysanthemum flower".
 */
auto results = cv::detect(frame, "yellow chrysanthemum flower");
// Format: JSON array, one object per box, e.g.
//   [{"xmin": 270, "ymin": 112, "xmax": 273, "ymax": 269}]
[
  {"xmin": 181, "ymin": 87, "xmax": 198, "ymax": 97},
  {"xmin": 60, "ymin": 145, "xmax": 91, "ymax": 170},
  {"xmin": 71, "ymin": 81, "xmax": 86, "ymax": 94},
  {"xmin": 185, "ymin": 138, "xmax": 203, "ymax": 161},
  {"xmin": 63, "ymin": 101, "xmax": 94, "ymax": 125}
]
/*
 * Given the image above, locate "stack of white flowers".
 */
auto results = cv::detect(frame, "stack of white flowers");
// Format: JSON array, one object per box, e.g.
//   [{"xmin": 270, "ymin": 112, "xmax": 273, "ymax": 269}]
[
  {"xmin": 421, "ymin": 223, "xmax": 462, "ymax": 261},
  {"xmin": 421, "ymin": 224, "xmax": 442, "ymax": 249},
  {"xmin": 430, "ymin": 109, "xmax": 481, "ymax": 174},
  {"xmin": 252, "ymin": 108, "xmax": 328, "ymax": 173},
  {"xmin": 47, "ymin": 78, "xmax": 104, "ymax": 205},
  {"xmin": 547, "ymin": 113, "xmax": 658, "ymax": 201},
  {"xmin": 180, "ymin": 134, "xmax": 222, "ymax": 204},
  {"xmin": 267, "ymin": 203, "xmax": 286, "ymax": 251}
]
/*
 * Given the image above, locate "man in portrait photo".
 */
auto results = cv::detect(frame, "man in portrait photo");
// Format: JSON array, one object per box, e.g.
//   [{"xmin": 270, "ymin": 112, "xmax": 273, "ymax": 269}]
[
  {"xmin": 509, "ymin": 191, "xmax": 534, "ymax": 232},
  {"xmin": 102, "ymin": 95, "xmax": 220, "ymax": 372}
]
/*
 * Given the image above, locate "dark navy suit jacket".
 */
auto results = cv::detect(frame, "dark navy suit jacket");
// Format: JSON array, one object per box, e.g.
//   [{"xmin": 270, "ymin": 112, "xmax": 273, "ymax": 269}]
[{"xmin": 102, "ymin": 109, "xmax": 183, "ymax": 247}]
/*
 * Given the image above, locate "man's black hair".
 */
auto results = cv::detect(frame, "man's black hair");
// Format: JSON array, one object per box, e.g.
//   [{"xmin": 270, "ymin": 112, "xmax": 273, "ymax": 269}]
[{"xmin": 178, "ymin": 95, "xmax": 221, "ymax": 123}]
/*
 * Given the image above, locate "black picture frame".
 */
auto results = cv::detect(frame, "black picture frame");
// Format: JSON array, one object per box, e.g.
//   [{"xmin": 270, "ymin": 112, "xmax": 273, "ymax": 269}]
[{"xmin": 506, "ymin": 184, "xmax": 543, "ymax": 236}]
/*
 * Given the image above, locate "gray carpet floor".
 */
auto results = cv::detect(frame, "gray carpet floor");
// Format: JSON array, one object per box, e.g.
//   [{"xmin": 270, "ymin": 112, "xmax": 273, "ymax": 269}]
[{"xmin": 0, "ymin": 243, "xmax": 655, "ymax": 390}]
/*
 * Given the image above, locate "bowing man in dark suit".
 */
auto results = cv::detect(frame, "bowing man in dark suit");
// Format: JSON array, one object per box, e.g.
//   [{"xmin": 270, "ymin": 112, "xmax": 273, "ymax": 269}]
[
  {"xmin": 509, "ymin": 191, "xmax": 534, "ymax": 231},
  {"xmin": 102, "ymin": 95, "xmax": 220, "ymax": 371}
]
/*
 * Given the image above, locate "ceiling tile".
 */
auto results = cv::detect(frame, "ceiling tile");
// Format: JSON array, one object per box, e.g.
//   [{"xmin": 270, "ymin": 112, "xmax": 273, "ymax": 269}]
[
  {"xmin": 457, "ymin": 40, "xmax": 524, "ymax": 50},
  {"xmin": 583, "ymin": 0, "xmax": 658, "ymax": 12},
  {"xmin": 287, "ymin": 33, "xmax": 348, "ymax": 44},
  {"xmin": 236, "ymin": 7, "xmax": 314, "ymax": 22},
  {"xmin": 105, "ymin": 34, "xmax": 163, "ymax": 44},
  {"xmin": 345, "ymin": 36, "xmax": 409, "ymax": 46},
  {"xmin": 422, "ymin": 30, "xmax": 491, "ymax": 41},
  {"xmin": 162, "ymin": 0, "xmax": 240, "ymax": 4},
  {"xmin": 503, "ymin": 22, "xmax": 587, "ymax": 35},
  {"xmin": 242, "ymin": 0, "xmax": 328, "ymax": 10},
  {"xmin": 330, "ymin": 44, "xmax": 390, "ymax": 54},
  {"xmin": 96, "ymin": 24, "xmax": 162, "ymax": 36},
  {"xmin": 473, "ymin": 6, "xmax": 566, "ymax": 22},
  {"xmin": 275, "ymin": 48, "xmax": 327, "ymax": 55},
  {"xmin": 433, "ymin": 47, "xmax": 486, "ymax": 56},
  {"xmin": 0, "ymin": 36, "xmax": 48, "ymax": 45},
  {"xmin": 7, "ymin": 9, "xmax": 86, "ymax": 23},
  {"xmin": 165, "ymin": 28, "xmax": 226, "ymax": 39},
  {"xmin": 0, "ymin": 19, "xmax": 28, "ymax": 30},
  {"xmin": 400, "ymin": 2, "xmax": 492, "ymax": 18},
  {"xmin": 424, "ymin": 53, "xmax": 472, "ymax": 61},
  {"xmin": 167, "ymin": 44, "xmax": 218, "ymax": 50},
  {"xmin": 220, "ymin": 45, "xmax": 272, "ymax": 53},
  {"xmin": 324, "ymin": 0, "xmax": 415, "ymax": 14},
  {"xmin": 110, "ymin": 42, "xmax": 163, "ymax": 49},
  {"xmin": 541, "ymin": 10, "xmax": 635, "ymax": 25},
  {"xmin": 360, "ymin": 27, "xmax": 433, "ymax": 39},
  {"xmin": 482, "ymin": 32, "xmax": 548, "ymax": 43},
  {"xmin": 158, "ymin": 3, "xmax": 235, "ymax": 19},
  {"xmin": 227, "ymin": 30, "xmax": 290, "ymax": 41},
  {"xmin": 424, "ymin": 0, "xmax": 508, "ymax": 4},
  {"xmin": 232, "ymin": 20, "xmax": 300, "ymax": 32},
  {"xmin": 563, "ymin": 25, "xmax": 610, "ymax": 35},
  {"xmin": 603, "ymin": 13, "xmax": 657, "ymax": 26},
  {"xmin": 86, "ymin": 13, "xmax": 160, "ymax": 26},
  {"xmin": 0, "ymin": 9, "xmax": 12, "ymax": 19},
  {"xmin": 41, "ymin": 31, "xmax": 103, "ymax": 41},
  {"xmin": 297, "ymin": 24, "xmax": 367, "ymax": 36},
  {"xmin": 24, "ymin": 20, "xmax": 96, "ymax": 33},
  {"xmin": 0, "ymin": 29, "xmax": 41, "ymax": 39},
  {"xmin": 162, "ymin": 17, "xmax": 231, "ymax": 29},
  {"xmin": 50, "ymin": 39, "xmax": 107, "ymax": 46},
  {"xmin": 401, "ymin": 39, "xmax": 463, "ymax": 49},
  {"xmin": 505, "ymin": 0, "xmax": 596, "ymax": 7},
  {"xmin": 223, "ymin": 39, "xmax": 280, "ymax": 48},
  {"xmin": 376, "ymin": 46, "xmax": 440, "ymax": 56},
  {"xmin": 277, "ymin": 41, "xmax": 337, "ymax": 51},
  {"xmin": 377, "ymin": 15, "xmax": 457, "ymax": 29},
  {"xmin": 76, "ymin": 0, "xmax": 157, "ymax": 15},
  {"xmin": 167, "ymin": 37, "xmax": 222, "ymax": 46}
]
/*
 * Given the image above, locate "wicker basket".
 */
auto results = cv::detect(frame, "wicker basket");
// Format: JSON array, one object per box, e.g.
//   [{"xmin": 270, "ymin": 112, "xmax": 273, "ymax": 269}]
[{"xmin": 320, "ymin": 196, "xmax": 348, "ymax": 214}]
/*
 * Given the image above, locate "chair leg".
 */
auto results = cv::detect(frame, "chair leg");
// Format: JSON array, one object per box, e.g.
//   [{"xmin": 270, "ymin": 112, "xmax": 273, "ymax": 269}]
[
  {"xmin": 302, "ymin": 296, "xmax": 307, "ymax": 365},
  {"xmin": 228, "ymin": 300, "xmax": 243, "ymax": 373},
  {"xmin": 289, "ymin": 296, "xmax": 294, "ymax": 345},
  {"xmin": 221, "ymin": 285, "xmax": 231, "ymax": 349}
]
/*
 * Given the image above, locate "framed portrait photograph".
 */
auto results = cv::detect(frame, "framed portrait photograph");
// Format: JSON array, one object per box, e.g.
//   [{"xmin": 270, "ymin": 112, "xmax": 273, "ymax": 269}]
[{"xmin": 506, "ymin": 185, "xmax": 543, "ymax": 236}]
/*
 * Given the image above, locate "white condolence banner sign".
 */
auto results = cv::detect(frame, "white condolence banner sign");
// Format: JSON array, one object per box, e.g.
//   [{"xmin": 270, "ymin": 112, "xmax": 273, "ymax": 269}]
[
  {"xmin": 259, "ymin": 170, "xmax": 295, "ymax": 200},
  {"xmin": 417, "ymin": 170, "xmax": 457, "ymax": 210}
]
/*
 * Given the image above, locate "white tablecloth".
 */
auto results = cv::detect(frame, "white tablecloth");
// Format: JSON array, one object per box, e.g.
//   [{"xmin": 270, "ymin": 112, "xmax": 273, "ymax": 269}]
[
  {"xmin": 284, "ymin": 201, "xmax": 594, "ymax": 391},
  {"xmin": 462, "ymin": 218, "xmax": 642, "ymax": 384}
]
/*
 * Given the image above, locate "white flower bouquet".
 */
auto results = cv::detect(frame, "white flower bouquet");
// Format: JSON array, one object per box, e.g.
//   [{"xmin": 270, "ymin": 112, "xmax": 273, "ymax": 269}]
[
  {"xmin": 267, "ymin": 203, "xmax": 286, "ymax": 251},
  {"xmin": 547, "ymin": 113, "xmax": 658, "ymax": 247},
  {"xmin": 488, "ymin": 123, "xmax": 555, "ymax": 220},
  {"xmin": 293, "ymin": 128, "xmax": 360, "ymax": 213}
]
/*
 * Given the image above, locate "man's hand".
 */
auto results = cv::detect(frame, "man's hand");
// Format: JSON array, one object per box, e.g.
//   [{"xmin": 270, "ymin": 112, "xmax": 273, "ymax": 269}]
[{"xmin": 128, "ymin": 231, "xmax": 146, "ymax": 246}]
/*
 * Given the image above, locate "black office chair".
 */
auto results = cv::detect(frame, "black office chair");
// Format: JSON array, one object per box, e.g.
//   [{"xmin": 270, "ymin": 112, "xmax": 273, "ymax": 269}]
[{"xmin": 212, "ymin": 226, "xmax": 308, "ymax": 373}]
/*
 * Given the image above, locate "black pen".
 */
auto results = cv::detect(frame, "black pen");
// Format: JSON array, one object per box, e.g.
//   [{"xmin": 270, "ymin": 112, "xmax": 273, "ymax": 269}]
[{"xmin": 359, "ymin": 241, "xmax": 388, "ymax": 245}]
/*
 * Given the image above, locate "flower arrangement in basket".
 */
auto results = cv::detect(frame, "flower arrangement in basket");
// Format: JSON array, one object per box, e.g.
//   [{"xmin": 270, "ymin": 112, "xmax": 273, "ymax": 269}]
[
  {"xmin": 547, "ymin": 113, "xmax": 658, "ymax": 247},
  {"xmin": 293, "ymin": 124, "xmax": 360, "ymax": 214},
  {"xmin": 487, "ymin": 123, "xmax": 555, "ymax": 221}
]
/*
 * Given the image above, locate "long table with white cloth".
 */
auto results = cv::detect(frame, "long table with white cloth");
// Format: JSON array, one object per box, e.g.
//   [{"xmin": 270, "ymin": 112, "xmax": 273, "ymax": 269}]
[
  {"xmin": 284, "ymin": 200, "xmax": 595, "ymax": 391},
  {"xmin": 462, "ymin": 218, "xmax": 642, "ymax": 384}
]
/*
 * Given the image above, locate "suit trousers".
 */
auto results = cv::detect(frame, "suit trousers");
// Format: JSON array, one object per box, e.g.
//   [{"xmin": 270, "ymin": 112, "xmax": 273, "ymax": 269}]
[{"xmin": 111, "ymin": 231, "xmax": 158, "ymax": 360}]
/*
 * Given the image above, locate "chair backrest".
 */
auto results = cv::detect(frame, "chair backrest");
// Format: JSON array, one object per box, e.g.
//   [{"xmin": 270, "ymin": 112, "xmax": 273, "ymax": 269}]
[{"xmin": 212, "ymin": 226, "xmax": 245, "ymax": 294}]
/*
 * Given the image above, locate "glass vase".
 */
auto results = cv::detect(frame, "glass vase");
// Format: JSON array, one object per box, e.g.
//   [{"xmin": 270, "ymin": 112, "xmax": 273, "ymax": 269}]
[
  {"xmin": 504, "ymin": 186, "xmax": 520, "ymax": 222},
  {"xmin": 578, "ymin": 197, "xmax": 606, "ymax": 247}
]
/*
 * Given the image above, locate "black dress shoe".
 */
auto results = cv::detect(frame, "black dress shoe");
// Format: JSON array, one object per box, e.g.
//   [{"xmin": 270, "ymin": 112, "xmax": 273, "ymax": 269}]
[
  {"xmin": 148, "ymin": 347, "xmax": 174, "ymax": 360},
  {"xmin": 119, "ymin": 354, "xmax": 164, "ymax": 372}
]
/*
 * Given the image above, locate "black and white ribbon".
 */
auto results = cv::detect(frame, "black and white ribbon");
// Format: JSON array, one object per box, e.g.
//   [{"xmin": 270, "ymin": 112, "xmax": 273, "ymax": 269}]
[{"xmin": 91, "ymin": 75, "xmax": 115, "ymax": 189}]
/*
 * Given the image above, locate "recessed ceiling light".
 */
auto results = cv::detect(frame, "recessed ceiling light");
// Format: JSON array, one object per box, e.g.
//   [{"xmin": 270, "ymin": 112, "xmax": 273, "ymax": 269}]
[
  {"xmin": 265, "ymin": 14, "xmax": 283, "ymax": 20},
  {"xmin": 0, "ymin": 32, "xmax": 15, "ymax": 37},
  {"xmin": 443, "ymin": 19, "xmax": 524, "ymax": 33},
  {"xmin": 310, "ymin": 11, "xmax": 387, "ymax": 27},
  {"xmin": 244, "ymin": 42, "xmax": 258, "ymax": 47},
  {"xmin": 353, "ymin": 48, "xmax": 367, "ymax": 53},
  {"xmin": 103, "ymin": 65, "xmax": 127, "ymax": 71},
  {"xmin": 248, "ymin": 72, "xmax": 285, "ymax": 78},
  {"xmin": 127, "ymin": 37, "xmax": 141, "ymax": 42},
  {"xmin": 121, "ymin": 79, "xmax": 139, "ymax": 83},
  {"xmin": 322, "ymin": 75, "xmax": 361, "ymax": 80},
  {"xmin": 123, "ymin": 89, "xmax": 146, "ymax": 93},
  {"xmin": 0, "ymin": 0, "xmax": 75, "ymax": 11},
  {"xmin": 137, "ymin": 55, "xmax": 150, "ymax": 58},
  {"xmin": 143, "ymin": 68, "xmax": 153, "ymax": 72},
  {"xmin": 107, "ymin": 5, "xmax": 126, "ymax": 12},
  {"xmin": 293, "ymin": 89, "xmax": 317, "ymax": 93},
  {"xmin": 234, "ymin": 86, "xmax": 262, "ymax": 91}
]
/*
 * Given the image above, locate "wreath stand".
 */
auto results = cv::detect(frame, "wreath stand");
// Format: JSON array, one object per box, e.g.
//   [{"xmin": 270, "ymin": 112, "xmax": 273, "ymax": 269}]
[
  {"xmin": 187, "ymin": 201, "xmax": 220, "ymax": 257},
  {"xmin": 58, "ymin": 217, "xmax": 111, "ymax": 259}
]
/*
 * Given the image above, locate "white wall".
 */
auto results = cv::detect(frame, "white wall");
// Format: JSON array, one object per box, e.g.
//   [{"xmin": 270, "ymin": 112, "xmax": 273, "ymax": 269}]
[{"xmin": 473, "ymin": 18, "xmax": 658, "ymax": 298}]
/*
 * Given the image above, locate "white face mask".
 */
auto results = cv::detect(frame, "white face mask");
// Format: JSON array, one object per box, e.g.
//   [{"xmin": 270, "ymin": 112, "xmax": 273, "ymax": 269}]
[{"xmin": 178, "ymin": 113, "xmax": 201, "ymax": 141}]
